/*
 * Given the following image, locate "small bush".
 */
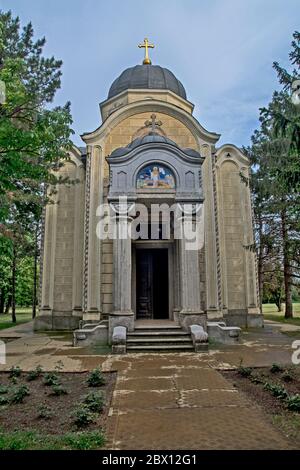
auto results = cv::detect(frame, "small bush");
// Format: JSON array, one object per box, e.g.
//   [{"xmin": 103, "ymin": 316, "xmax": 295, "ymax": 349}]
[
  {"xmin": 281, "ymin": 371, "xmax": 294, "ymax": 383},
  {"xmin": 43, "ymin": 372, "xmax": 60, "ymax": 386},
  {"xmin": 87, "ymin": 368, "xmax": 105, "ymax": 387},
  {"xmin": 72, "ymin": 404, "xmax": 97, "ymax": 428},
  {"xmin": 270, "ymin": 363, "xmax": 284, "ymax": 374},
  {"xmin": 237, "ymin": 366, "xmax": 252, "ymax": 378},
  {"xmin": 250, "ymin": 373, "xmax": 264, "ymax": 385},
  {"xmin": 0, "ymin": 396, "xmax": 9, "ymax": 406},
  {"xmin": 10, "ymin": 385, "xmax": 30, "ymax": 404},
  {"xmin": 9, "ymin": 366, "xmax": 21, "ymax": 379},
  {"xmin": 50, "ymin": 384, "xmax": 68, "ymax": 396},
  {"xmin": 264, "ymin": 382, "xmax": 288, "ymax": 400},
  {"xmin": 286, "ymin": 394, "xmax": 300, "ymax": 412},
  {"xmin": 83, "ymin": 391, "xmax": 105, "ymax": 413},
  {"xmin": 37, "ymin": 404, "xmax": 53, "ymax": 420},
  {"xmin": 27, "ymin": 366, "xmax": 43, "ymax": 382},
  {"xmin": 0, "ymin": 385, "xmax": 9, "ymax": 395}
]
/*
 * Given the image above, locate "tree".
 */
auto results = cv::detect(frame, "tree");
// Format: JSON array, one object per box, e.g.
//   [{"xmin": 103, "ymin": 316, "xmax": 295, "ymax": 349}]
[
  {"xmin": 247, "ymin": 31, "xmax": 300, "ymax": 319},
  {"xmin": 0, "ymin": 10, "xmax": 75, "ymax": 322},
  {"xmin": 0, "ymin": 10, "xmax": 74, "ymax": 223}
]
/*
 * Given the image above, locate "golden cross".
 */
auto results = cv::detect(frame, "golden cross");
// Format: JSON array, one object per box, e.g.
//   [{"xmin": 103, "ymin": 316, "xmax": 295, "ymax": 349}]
[{"xmin": 138, "ymin": 38, "xmax": 155, "ymax": 65}]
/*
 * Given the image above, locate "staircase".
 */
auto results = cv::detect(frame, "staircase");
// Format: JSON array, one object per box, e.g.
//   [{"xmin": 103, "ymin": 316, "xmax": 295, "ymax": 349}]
[{"xmin": 126, "ymin": 323, "xmax": 194, "ymax": 352}]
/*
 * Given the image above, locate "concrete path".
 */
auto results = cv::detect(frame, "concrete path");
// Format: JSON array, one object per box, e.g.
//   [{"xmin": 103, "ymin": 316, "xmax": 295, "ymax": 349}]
[
  {"xmin": 105, "ymin": 354, "xmax": 292, "ymax": 450},
  {"xmin": 0, "ymin": 322, "xmax": 298, "ymax": 449}
]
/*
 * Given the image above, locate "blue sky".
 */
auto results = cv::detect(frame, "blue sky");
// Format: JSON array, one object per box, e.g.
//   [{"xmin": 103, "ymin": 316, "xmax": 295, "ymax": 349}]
[{"xmin": 2, "ymin": 0, "xmax": 299, "ymax": 147}]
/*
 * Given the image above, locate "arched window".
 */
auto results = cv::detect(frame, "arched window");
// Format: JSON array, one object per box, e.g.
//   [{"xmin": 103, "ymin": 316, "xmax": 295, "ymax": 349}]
[{"xmin": 136, "ymin": 164, "xmax": 175, "ymax": 189}]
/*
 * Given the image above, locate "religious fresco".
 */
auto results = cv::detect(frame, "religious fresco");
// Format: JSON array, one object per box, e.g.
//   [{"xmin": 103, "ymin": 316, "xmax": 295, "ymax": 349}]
[{"xmin": 136, "ymin": 164, "xmax": 175, "ymax": 189}]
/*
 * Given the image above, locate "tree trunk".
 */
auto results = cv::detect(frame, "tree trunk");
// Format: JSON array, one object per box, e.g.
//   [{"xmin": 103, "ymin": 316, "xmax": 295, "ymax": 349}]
[
  {"xmin": 4, "ymin": 295, "xmax": 11, "ymax": 314},
  {"xmin": 32, "ymin": 224, "xmax": 39, "ymax": 319},
  {"xmin": 0, "ymin": 290, "xmax": 5, "ymax": 314},
  {"xmin": 11, "ymin": 245, "xmax": 17, "ymax": 323},
  {"xmin": 257, "ymin": 215, "xmax": 264, "ymax": 313},
  {"xmin": 281, "ymin": 209, "xmax": 293, "ymax": 318}
]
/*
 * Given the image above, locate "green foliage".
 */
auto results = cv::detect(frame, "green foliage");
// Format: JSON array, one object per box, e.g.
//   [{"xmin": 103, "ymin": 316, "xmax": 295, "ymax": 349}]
[
  {"xmin": 270, "ymin": 363, "xmax": 284, "ymax": 374},
  {"xmin": 0, "ymin": 396, "xmax": 9, "ymax": 406},
  {"xmin": 26, "ymin": 365, "xmax": 43, "ymax": 381},
  {"xmin": 281, "ymin": 370, "xmax": 294, "ymax": 382},
  {"xmin": 43, "ymin": 372, "xmax": 60, "ymax": 386},
  {"xmin": 237, "ymin": 365, "xmax": 252, "ymax": 378},
  {"xmin": 10, "ymin": 384, "xmax": 30, "ymax": 404},
  {"xmin": 0, "ymin": 385, "xmax": 9, "ymax": 394},
  {"xmin": 61, "ymin": 431, "xmax": 105, "ymax": 450},
  {"xmin": 87, "ymin": 368, "xmax": 105, "ymax": 387},
  {"xmin": 50, "ymin": 384, "xmax": 68, "ymax": 396},
  {"xmin": 286, "ymin": 394, "xmax": 300, "ymax": 412},
  {"xmin": 37, "ymin": 404, "xmax": 53, "ymax": 420},
  {"xmin": 263, "ymin": 382, "xmax": 288, "ymax": 400},
  {"xmin": 9, "ymin": 365, "xmax": 21, "ymax": 378},
  {"xmin": 0, "ymin": 428, "xmax": 105, "ymax": 450},
  {"xmin": 83, "ymin": 391, "xmax": 105, "ymax": 413},
  {"xmin": 0, "ymin": 10, "xmax": 74, "ymax": 222},
  {"xmin": 71, "ymin": 404, "xmax": 97, "ymax": 428}
]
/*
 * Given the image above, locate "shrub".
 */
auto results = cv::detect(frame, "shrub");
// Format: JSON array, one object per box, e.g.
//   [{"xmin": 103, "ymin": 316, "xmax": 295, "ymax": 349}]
[
  {"xmin": 83, "ymin": 391, "xmax": 105, "ymax": 413},
  {"xmin": 87, "ymin": 368, "xmax": 105, "ymax": 387},
  {"xmin": 0, "ymin": 385, "xmax": 9, "ymax": 395},
  {"xmin": 0, "ymin": 396, "xmax": 9, "ymax": 406},
  {"xmin": 43, "ymin": 372, "xmax": 60, "ymax": 386},
  {"xmin": 286, "ymin": 394, "xmax": 300, "ymax": 412},
  {"xmin": 250, "ymin": 373, "xmax": 264, "ymax": 385},
  {"xmin": 37, "ymin": 404, "xmax": 53, "ymax": 420},
  {"xmin": 237, "ymin": 366, "xmax": 252, "ymax": 378},
  {"xmin": 71, "ymin": 404, "xmax": 97, "ymax": 428},
  {"xmin": 50, "ymin": 384, "xmax": 68, "ymax": 396},
  {"xmin": 9, "ymin": 366, "xmax": 21, "ymax": 378},
  {"xmin": 10, "ymin": 385, "xmax": 30, "ymax": 404},
  {"xmin": 27, "ymin": 366, "xmax": 43, "ymax": 382},
  {"xmin": 263, "ymin": 382, "xmax": 288, "ymax": 400},
  {"xmin": 270, "ymin": 363, "xmax": 284, "ymax": 374},
  {"xmin": 281, "ymin": 371, "xmax": 294, "ymax": 383}
]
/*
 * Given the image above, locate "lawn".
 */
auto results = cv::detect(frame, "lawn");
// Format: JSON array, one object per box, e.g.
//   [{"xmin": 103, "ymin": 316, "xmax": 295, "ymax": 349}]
[
  {"xmin": 0, "ymin": 308, "xmax": 33, "ymax": 331},
  {"xmin": 263, "ymin": 303, "xmax": 300, "ymax": 326}
]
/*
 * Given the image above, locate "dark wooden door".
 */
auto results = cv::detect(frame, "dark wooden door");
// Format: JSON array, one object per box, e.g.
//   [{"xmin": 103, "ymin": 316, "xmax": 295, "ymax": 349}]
[
  {"xmin": 136, "ymin": 250, "xmax": 153, "ymax": 319},
  {"xmin": 136, "ymin": 249, "xmax": 169, "ymax": 319}
]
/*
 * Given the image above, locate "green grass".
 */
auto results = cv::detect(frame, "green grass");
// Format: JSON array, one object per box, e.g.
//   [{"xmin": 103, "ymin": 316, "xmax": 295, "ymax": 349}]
[
  {"xmin": 0, "ymin": 308, "xmax": 33, "ymax": 331},
  {"xmin": 0, "ymin": 428, "xmax": 105, "ymax": 450},
  {"xmin": 263, "ymin": 303, "xmax": 300, "ymax": 326}
]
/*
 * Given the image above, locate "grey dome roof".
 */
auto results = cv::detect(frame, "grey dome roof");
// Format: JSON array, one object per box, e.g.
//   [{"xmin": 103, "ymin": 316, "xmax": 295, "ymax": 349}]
[
  {"xmin": 108, "ymin": 64, "xmax": 187, "ymax": 100},
  {"xmin": 110, "ymin": 132, "xmax": 199, "ymax": 158}
]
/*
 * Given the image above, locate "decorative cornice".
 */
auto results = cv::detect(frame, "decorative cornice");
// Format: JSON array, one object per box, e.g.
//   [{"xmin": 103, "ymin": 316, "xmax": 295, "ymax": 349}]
[{"xmin": 81, "ymin": 100, "xmax": 220, "ymax": 146}]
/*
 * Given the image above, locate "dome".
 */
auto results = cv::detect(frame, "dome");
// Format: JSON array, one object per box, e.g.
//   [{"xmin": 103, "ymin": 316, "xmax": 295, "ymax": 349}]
[{"xmin": 108, "ymin": 64, "xmax": 187, "ymax": 100}]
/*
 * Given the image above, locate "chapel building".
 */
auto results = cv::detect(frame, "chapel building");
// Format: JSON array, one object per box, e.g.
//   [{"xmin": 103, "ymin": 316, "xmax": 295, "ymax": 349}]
[{"xmin": 35, "ymin": 40, "xmax": 263, "ymax": 344}]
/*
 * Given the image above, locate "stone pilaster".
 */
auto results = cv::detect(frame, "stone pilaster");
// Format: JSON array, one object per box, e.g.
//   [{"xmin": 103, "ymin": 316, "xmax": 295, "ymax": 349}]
[
  {"xmin": 84, "ymin": 145, "xmax": 102, "ymax": 321},
  {"xmin": 109, "ymin": 202, "xmax": 134, "ymax": 339},
  {"xmin": 202, "ymin": 144, "xmax": 222, "ymax": 319},
  {"xmin": 177, "ymin": 205, "xmax": 207, "ymax": 331}
]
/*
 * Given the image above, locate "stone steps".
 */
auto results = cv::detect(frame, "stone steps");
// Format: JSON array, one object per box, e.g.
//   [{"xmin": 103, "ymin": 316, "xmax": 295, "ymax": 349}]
[
  {"xmin": 126, "ymin": 344, "xmax": 194, "ymax": 352},
  {"xmin": 126, "ymin": 325, "xmax": 194, "ymax": 352}
]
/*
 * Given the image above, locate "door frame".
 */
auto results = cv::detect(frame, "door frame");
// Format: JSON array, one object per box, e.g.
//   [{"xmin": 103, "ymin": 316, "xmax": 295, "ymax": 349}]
[{"xmin": 132, "ymin": 241, "xmax": 174, "ymax": 320}]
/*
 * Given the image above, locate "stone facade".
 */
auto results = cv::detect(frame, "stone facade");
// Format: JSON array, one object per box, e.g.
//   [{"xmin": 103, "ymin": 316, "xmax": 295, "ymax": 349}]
[{"xmin": 35, "ymin": 64, "xmax": 262, "ymax": 332}]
